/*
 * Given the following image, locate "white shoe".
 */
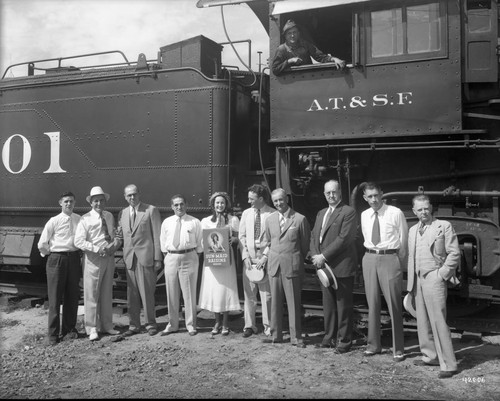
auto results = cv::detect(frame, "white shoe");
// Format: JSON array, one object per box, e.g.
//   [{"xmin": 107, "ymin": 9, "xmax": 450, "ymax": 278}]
[
  {"xmin": 89, "ymin": 328, "xmax": 98, "ymax": 341},
  {"xmin": 105, "ymin": 329, "xmax": 119, "ymax": 335}
]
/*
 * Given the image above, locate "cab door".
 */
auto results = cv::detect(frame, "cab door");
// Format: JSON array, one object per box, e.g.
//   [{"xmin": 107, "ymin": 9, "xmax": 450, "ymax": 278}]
[{"xmin": 463, "ymin": 0, "xmax": 498, "ymax": 82}]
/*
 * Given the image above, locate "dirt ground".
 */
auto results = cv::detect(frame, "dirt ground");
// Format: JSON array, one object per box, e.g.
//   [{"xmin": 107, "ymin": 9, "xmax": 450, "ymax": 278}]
[{"xmin": 1, "ymin": 295, "xmax": 499, "ymax": 400}]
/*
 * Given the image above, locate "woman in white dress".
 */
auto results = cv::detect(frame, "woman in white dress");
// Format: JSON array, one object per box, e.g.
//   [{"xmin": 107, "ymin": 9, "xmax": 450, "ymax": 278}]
[{"xmin": 199, "ymin": 192, "xmax": 241, "ymax": 335}]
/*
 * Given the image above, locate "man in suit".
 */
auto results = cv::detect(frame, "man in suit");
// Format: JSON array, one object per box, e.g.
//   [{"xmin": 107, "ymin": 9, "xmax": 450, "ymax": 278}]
[
  {"xmin": 407, "ymin": 195, "xmax": 459, "ymax": 379},
  {"xmin": 260, "ymin": 188, "xmax": 310, "ymax": 347},
  {"xmin": 117, "ymin": 184, "xmax": 162, "ymax": 337},
  {"xmin": 239, "ymin": 184, "xmax": 275, "ymax": 338},
  {"xmin": 310, "ymin": 179, "xmax": 358, "ymax": 352}
]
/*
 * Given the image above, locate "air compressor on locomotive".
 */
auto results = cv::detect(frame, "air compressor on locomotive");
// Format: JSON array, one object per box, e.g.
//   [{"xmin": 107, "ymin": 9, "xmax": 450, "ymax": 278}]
[{"xmin": 1, "ymin": 0, "xmax": 499, "ymax": 312}]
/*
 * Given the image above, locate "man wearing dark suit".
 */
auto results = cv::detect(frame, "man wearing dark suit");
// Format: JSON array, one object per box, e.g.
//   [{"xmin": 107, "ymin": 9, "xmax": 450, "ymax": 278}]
[
  {"xmin": 260, "ymin": 188, "xmax": 310, "ymax": 347},
  {"xmin": 117, "ymin": 184, "xmax": 162, "ymax": 337},
  {"xmin": 310, "ymin": 179, "xmax": 358, "ymax": 352}
]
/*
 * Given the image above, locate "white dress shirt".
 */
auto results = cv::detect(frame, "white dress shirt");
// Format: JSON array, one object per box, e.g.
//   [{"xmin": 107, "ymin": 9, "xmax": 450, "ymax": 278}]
[
  {"xmin": 38, "ymin": 212, "xmax": 81, "ymax": 256},
  {"xmin": 74, "ymin": 209, "xmax": 116, "ymax": 254},
  {"xmin": 160, "ymin": 214, "xmax": 203, "ymax": 253}
]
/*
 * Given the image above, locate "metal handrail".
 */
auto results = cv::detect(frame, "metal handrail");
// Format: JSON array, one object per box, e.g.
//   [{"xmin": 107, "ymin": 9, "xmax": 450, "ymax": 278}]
[{"xmin": 2, "ymin": 50, "xmax": 131, "ymax": 79}]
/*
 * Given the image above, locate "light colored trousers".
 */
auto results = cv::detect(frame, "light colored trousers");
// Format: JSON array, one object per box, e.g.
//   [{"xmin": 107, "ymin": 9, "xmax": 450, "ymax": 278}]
[
  {"xmin": 83, "ymin": 252, "xmax": 115, "ymax": 334},
  {"xmin": 242, "ymin": 271, "xmax": 271, "ymax": 334},
  {"xmin": 126, "ymin": 255, "xmax": 157, "ymax": 331},
  {"xmin": 416, "ymin": 269, "xmax": 457, "ymax": 371},
  {"xmin": 362, "ymin": 253, "xmax": 405, "ymax": 355},
  {"xmin": 164, "ymin": 251, "xmax": 199, "ymax": 333}
]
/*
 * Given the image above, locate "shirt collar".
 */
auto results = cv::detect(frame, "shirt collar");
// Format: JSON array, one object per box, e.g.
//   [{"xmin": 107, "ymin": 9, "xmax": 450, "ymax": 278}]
[{"xmin": 280, "ymin": 208, "xmax": 290, "ymax": 219}]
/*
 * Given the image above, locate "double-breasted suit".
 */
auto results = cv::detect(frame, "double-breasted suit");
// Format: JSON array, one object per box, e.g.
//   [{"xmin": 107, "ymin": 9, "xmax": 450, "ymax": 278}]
[
  {"xmin": 407, "ymin": 218, "xmax": 459, "ymax": 372},
  {"xmin": 239, "ymin": 204, "xmax": 275, "ymax": 334},
  {"xmin": 310, "ymin": 202, "xmax": 358, "ymax": 349},
  {"xmin": 261, "ymin": 209, "xmax": 310, "ymax": 343},
  {"xmin": 118, "ymin": 202, "xmax": 162, "ymax": 331}
]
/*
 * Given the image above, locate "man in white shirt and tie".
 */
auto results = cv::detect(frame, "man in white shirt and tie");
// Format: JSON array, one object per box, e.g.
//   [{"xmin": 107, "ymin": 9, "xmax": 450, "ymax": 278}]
[
  {"xmin": 360, "ymin": 182, "xmax": 408, "ymax": 362},
  {"xmin": 117, "ymin": 184, "xmax": 162, "ymax": 337},
  {"xmin": 38, "ymin": 191, "xmax": 82, "ymax": 345},
  {"xmin": 159, "ymin": 194, "xmax": 203, "ymax": 336}
]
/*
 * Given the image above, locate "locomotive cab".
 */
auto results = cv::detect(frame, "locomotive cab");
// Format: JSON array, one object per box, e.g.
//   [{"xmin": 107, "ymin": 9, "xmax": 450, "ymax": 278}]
[{"xmin": 266, "ymin": 0, "xmax": 500, "ymax": 309}]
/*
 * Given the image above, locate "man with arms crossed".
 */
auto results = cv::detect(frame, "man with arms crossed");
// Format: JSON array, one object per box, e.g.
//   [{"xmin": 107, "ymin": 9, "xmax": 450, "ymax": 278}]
[
  {"xmin": 239, "ymin": 184, "xmax": 275, "ymax": 338},
  {"xmin": 310, "ymin": 180, "xmax": 358, "ymax": 352},
  {"xmin": 408, "ymin": 195, "xmax": 459, "ymax": 379},
  {"xmin": 360, "ymin": 182, "xmax": 407, "ymax": 361},
  {"xmin": 118, "ymin": 184, "xmax": 162, "ymax": 337},
  {"xmin": 260, "ymin": 188, "xmax": 310, "ymax": 347},
  {"xmin": 38, "ymin": 191, "xmax": 82, "ymax": 345}
]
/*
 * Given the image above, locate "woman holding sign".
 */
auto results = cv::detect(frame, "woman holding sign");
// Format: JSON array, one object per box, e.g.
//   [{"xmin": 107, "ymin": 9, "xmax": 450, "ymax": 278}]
[{"xmin": 199, "ymin": 192, "xmax": 241, "ymax": 336}]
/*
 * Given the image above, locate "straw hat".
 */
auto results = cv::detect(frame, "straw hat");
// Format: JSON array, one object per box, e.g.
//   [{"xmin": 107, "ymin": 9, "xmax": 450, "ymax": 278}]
[
  {"xmin": 317, "ymin": 263, "xmax": 338, "ymax": 289},
  {"xmin": 403, "ymin": 292, "xmax": 417, "ymax": 318},
  {"xmin": 86, "ymin": 186, "xmax": 110, "ymax": 203},
  {"xmin": 245, "ymin": 260, "xmax": 268, "ymax": 284}
]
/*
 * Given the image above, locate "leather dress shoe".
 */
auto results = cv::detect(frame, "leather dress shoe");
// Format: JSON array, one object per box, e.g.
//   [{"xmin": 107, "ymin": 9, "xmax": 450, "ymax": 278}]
[
  {"xmin": 363, "ymin": 350, "xmax": 381, "ymax": 356},
  {"xmin": 160, "ymin": 329, "xmax": 178, "ymax": 337},
  {"xmin": 148, "ymin": 328, "xmax": 158, "ymax": 336},
  {"xmin": 89, "ymin": 328, "xmax": 99, "ymax": 341},
  {"xmin": 105, "ymin": 329, "xmax": 120, "ymax": 335},
  {"xmin": 291, "ymin": 341, "xmax": 306, "ymax": 348},
  {"xmin": 62, "ymin": 331, "xmax": 78, "ymax": 341},
  {"xmin": 413, "ymin": 359, "xmax": 439, "ymax": 367},
  {"xmin": 188, "ymin": 330, "xmax": 198, "ymax": 336},
  {"xmin": 122, "ymin": 329, "xmax": 139, "ymax": 337},
  {"xmin": 393, "ymin": 354, "xmax": 405, "ymax": 362},
  {"xmin": 242, "ymin": 328, "xmax": 254, "ymax": 338},
  {"xmin": 335, "ymin": 347, "xmax": 351, "ymax": 354},
  {"xmin": 46, "ymin": 337, "xmax": 58, "ymax": 346},
  {"xmin": 438, "ymin": 370, "xmax": 457, "ymax": 379}
]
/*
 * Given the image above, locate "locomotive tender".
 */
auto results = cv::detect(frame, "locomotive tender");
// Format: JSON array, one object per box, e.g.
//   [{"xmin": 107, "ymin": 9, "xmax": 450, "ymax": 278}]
[{"xmin": 1, "ymin": 0, "xmax": 500, "ymax": 311}]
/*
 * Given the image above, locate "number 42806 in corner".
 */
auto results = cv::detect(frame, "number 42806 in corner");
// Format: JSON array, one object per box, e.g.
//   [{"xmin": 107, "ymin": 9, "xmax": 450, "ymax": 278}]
[{"xmin": 462, "ymin": 377, "xmax": 486, "ymax": 383}]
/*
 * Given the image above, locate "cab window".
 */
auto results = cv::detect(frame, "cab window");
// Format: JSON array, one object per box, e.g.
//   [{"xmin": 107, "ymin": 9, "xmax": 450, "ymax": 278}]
[{"xmin": 367, "ymin": 0, "xmax": 447, "ymax": 64}]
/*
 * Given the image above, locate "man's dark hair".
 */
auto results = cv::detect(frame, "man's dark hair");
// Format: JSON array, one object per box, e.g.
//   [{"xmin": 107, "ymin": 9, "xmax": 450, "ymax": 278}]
[
  {"xmin": 59, "ymin": 191, "xmax": 75, "ymax": 200},
  {"xmin": 171, "ymin": 194, "xmax": 186, "ymax": 204},
  {"xmin": 362, "ymin": 181, "xmax": 382, "ymax": 194},
  {"xmin": 248, "ymin": 184, "xmax": 270, "ymax": 201}
]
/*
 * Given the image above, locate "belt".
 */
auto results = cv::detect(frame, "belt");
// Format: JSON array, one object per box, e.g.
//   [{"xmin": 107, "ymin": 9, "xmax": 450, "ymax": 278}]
[
  {"xmin": 51, "ymin": 251, "xmax": 80, "ymax": 256},
  {"xmin": 168, "ymin": 248, "xmax": 195, "ymax": 254},
  {"xmin": 366, "ymin": 248, "xmax": 398, "ymax": 255}
]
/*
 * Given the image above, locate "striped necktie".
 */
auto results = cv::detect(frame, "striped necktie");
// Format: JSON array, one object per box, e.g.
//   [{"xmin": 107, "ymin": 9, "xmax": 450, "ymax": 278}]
[
  {"xmin": 320, "ymin": 207, "xmax": 332, "ymax": 242},
  {"xmin": 280, "ymin": 214, "xmax": 286, "ymax": 233}
]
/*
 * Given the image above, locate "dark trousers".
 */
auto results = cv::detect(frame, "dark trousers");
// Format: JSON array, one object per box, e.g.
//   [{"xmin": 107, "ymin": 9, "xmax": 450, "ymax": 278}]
[
  {"xmin": 321, "ymin": 275, "xmax": 354, "ymax": 348},
  {"xmin": 46, "ymin": 252, "xmax": 82, "ymax": 339}
]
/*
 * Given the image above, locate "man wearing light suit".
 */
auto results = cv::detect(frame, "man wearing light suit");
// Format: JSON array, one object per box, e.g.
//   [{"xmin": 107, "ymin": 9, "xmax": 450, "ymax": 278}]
[
  {"xmin": 310, "ymin": 179, "xmax": 358, "ymax": 352},
  {"xmin": 239, "ymin": 184, "xmax": 275, "ymax": 338},
  {"xmin": 260, "ymin": 188, "xmax": 310, "ymax": 347},
  {"xmin": 407, "ymin": 195, "xmax": 459, "ymax": 379},
  {"xmin": 117, "ymin": 184, "xmax": 162, "ymax": 337}
]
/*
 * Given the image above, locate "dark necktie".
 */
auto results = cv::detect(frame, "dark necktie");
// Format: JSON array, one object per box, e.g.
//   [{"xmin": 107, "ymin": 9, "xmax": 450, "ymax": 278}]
[
  {"xmin": 371, "ymin": 211, "xmax": 380, "ymax": 246},
  {"xmin": 130, "ymin": 207, "xmax": 136, "ymax": 230},
  {"xmin": 173, "ymin": 217, "xmax": 181, "ymax": 249},
  {"xmin": 320, "ymin": 207, "xmax": 332, "ymax": 242},
  {"xmin": 419, "ymin": 224, "xmax": 426, "ymax": 236},
  {"xmin": 254, "ymin": 208, "xmax": 261, "ymax": 239},
  {"xmin": 101, "ymin": 215, "xmax": 111, "ymax": 243}
]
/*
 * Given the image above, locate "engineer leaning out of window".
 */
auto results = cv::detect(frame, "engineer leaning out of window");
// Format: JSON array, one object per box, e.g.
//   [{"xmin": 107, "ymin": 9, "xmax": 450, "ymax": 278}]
[{"xmin": 271, "ymin": 19, "xmax": 345, "ymax": 76}]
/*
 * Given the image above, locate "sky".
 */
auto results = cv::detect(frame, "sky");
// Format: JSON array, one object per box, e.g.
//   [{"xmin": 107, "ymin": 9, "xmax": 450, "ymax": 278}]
[{"xmin": 0, "ymin": 0, "xmax": 270, "ymax": 78}]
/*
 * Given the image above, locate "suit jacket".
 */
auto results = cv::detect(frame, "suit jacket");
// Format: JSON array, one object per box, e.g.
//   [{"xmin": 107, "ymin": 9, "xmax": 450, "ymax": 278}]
[
  {"xmin": 310, "ymin": 202, "xmax": 358, "ymax": 278},
  {"xmin": 118, "ymin": 202, "xmax": 162, "ymax": 269},
  {"xmin": 407, "ymin": 218, "xmax": 460, "ymax": 292},
  {"xmin": 261, "ymin": 209, "xmax": 311, "ymax": 279},
  {"xmin": 239, "ymin": 204, "xmax": 276, "ymax": 261}
]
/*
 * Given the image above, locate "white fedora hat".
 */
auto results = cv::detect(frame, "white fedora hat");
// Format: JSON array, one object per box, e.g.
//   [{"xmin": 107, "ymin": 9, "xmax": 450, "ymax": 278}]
[
  {"xmin": 317, "ymin": 263, "xmax": 338, "ymax": 289},
  {"xmin": 86, "ymin": 186, "xmax": 110, "ymax": 203},
  {"xmin": 403, "ymin": 292, "xmax": 417, "ymax": 318}
]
